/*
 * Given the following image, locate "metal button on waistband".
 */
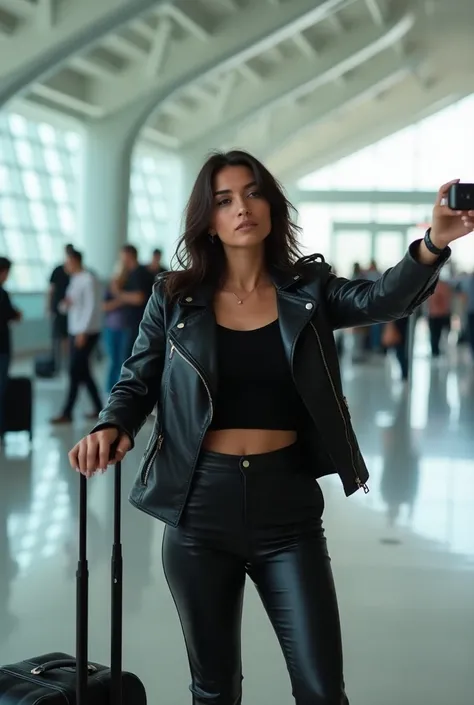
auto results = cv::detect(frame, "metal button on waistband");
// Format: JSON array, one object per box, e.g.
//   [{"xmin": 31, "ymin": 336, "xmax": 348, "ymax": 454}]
[
  {"xmin": 185, "ymin": 296, "xmax": 193, "ymax": 302},
  {"xmin": 305, "ymin": 302, "xmax": 313, "ymax": 310},
  {"xmin": 177, "ymin": 322, "xmax": 185, "ymax": 329},
  {"xmin": 242, "ymin": 460, "xmax": 250, "ymax": 468}
]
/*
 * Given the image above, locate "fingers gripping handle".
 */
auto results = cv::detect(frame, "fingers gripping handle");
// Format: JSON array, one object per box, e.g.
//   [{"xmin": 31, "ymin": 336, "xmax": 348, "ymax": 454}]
[{"xmin": 76, "ymin": 461, "xmax": 123, "ymax": 705}]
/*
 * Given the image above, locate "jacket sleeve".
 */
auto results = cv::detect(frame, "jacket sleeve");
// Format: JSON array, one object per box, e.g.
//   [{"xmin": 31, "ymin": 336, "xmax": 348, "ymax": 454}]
[
  {"xmin": 90, "ymin": 284, "xmax": 166, "ymax": 446},
  {"xmin": 323, "ymin": 240, "xmax": 451, "ymax": 330}
]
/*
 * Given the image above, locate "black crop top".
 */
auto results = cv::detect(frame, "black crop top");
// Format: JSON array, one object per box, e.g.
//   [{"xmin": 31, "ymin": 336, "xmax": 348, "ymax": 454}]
[{"xmin": 209, "ymin": 320, "xmax": 307, "ymax": 431}]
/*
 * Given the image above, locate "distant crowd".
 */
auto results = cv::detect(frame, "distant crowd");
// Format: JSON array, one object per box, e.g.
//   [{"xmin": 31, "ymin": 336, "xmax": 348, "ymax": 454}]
[
  {"xmin": 0, "ymin": 248, "xmax": 473, "ymax": 437},
  {"xmin": 344, "ymin": 258, "xmax": 474, "ymax": 379},
  {"xmin": 0, "ymin": 244, "xmax": 167, "ymax": 434}
]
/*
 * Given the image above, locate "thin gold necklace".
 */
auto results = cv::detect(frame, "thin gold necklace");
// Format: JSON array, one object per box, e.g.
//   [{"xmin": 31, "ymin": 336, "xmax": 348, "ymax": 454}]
[{"xmin": 222, "ymin": 284, "xmax": 260, "ymax": 305}]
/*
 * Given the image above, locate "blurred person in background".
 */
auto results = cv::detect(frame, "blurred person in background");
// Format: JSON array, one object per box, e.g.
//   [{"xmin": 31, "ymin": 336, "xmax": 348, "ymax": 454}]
[
  {"xmin": 148, "ymin": 247, "xmax": 168, "ymax": 276},
  {"xmin": 51, "ymin": 250, "xmax": 103, "ymax": 425},
  {"xmin": 426, "ymin": 275, "xmax": 453, "ymax": 357},
  {"xmin": 69, "ymin": 153, "xmax": 470, "ymax": 705},
  {"xmin": 350, "ymin": 261, "xmax": 369, "ymax": 362},
  {"xmin": 393, "ymin": 316, "xmax": 410, "ymax": 381},
  {"xmin": 463, "ymin": 270, "xmax": 474, "ymax": 358},
  {"xmin": 47, "ymin": 243, "xmax": 75, "ymax": 370},
  {"xmin": 365, "ymin": 259, "xmax": 384, "ymax": 353},
  {"xmin": 102, "ymin": 264, "xmax": 127, "ymax": 393},
  {"xmin": 0, "ymin": 257, "xmax": 22, "ymax": 444},
  {"xmin": 381, "ymin": 314, "xmax": 411, "ymax": 382},
  {"xmin": 111, "ymin": 244, "xmax": 154, "ymax": 361}
]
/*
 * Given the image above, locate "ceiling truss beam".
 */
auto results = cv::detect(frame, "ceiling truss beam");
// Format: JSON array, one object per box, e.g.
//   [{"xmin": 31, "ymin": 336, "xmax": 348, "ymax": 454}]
[
  {"xmin": 163, "ymin": 3, "xmax": 210, "ymax": 42},
  {"xmin": 215, "ymin": 0, "xmax": 239, "ymax": 10},
  {"xmin": 131, "ymin": 18, "xmax": 156, "ymax": 42},
  {"xmin": 147, "ymin": 17, "xmax": 172, "ymax": 77},
  {"xmin": 260, "ymin": 64, "xmax": 416, "ymax": 161},
  {"xmin": 30, "ymin": 83, "xmax": 103, "ymax": 117},
  {"xmin": 0, "ymin": 0, "xmax": 34, "ymax": 18},
  {"xmin": 37, "ymin": 0, "xmax": 56, "ymax": 30},
  {"xmin": 238, "ymin": 63, "xmax": 262, "ymax": 84},
  {"xmin": 216, "ymin": 69, "xmax": 237, "ymax": 118},
  {"xmin": 0, "ymin": 0, "xmax": 166, "ymax": 106},
  {"xmin": 69, "ymin": 54, "xmax": 119, "ymax": 80},
  {"xmin": 180, "ymin": 13, "xmax": 415, "ymax": 149},
  {"xmin": 93, "ymin": 0, "xmax": 351, "ymax": 114},
  {"xmin": 293, "ymin": 32, "xmax": 320, "ymax": 58},
  {"xmin": 365, "ymin": 0, "xmax": 385, "ymax": 26},
  {"xmin": 102, "ymin": 34, "xmax": 147, "ymax": 61}
]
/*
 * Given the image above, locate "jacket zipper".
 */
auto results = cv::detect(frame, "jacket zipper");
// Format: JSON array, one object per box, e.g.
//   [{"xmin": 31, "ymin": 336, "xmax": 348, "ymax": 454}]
[
  {"xmin": 142, "ymin": 429, "xmax": 164, "ymax": 486},
  {"xmin": 169, "ymin": 342, "xmax": 214, "ymax": 420},
  {"xmin": 310, "ymin": 322, "xmax": 369, "ymax": 494},
  {"xmin": 142, "ymin": 344, "xmax": 179, "ymax": 484},
  {"xmin": 143, "ymin": 339, "xmax": 214, "ymax": 487}
]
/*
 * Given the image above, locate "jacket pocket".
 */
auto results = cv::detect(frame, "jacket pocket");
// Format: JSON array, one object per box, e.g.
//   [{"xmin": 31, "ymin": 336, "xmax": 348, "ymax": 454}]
[{"xmin": 140, "ymin": 424, "xmax": 164, "ymax": 486}]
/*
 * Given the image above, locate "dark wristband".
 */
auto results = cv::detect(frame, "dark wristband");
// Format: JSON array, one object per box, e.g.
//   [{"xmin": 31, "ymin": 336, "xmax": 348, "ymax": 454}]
[{"xmin": 424, "ymin": 228, "xmax": 447, "ymax": 256}]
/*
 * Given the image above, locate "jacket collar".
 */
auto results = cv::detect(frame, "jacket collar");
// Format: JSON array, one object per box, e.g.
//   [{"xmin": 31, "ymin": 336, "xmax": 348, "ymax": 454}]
[
  {"xmin": 172, "ymin": 265, "xmax": 322, "ymax": 390},
  {"xmin": 177, "ymin": 265, "xmax": 318, "ymax": 309}
]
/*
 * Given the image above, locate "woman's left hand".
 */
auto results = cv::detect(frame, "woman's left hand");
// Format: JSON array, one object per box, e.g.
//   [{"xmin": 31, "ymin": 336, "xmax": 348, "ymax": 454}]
[{"xmin": 431, "ymin": 179, "xmax": 474, "ymax": 248}]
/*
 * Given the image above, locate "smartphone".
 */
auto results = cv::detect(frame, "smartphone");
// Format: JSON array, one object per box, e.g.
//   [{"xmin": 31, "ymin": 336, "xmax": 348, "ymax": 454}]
[{"xmin": 448, "ymin": 183, "xmax": 474, "ymax": 210}]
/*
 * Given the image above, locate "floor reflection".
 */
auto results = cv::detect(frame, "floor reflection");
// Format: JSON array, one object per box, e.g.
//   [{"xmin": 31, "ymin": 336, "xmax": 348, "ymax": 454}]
[{"xmin": 0, "ymin": 350, "xmax": 473, "ymax": 705}]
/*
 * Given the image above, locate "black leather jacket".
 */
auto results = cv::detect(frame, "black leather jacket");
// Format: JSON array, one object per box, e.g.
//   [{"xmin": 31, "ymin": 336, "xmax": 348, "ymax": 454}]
[{"xmin": 93, "ymin": 241, "xmax": 449, "ymax": 526}]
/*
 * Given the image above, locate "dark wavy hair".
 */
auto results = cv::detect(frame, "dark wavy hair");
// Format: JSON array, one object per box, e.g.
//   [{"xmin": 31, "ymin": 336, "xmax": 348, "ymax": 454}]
[{"xmin": 165, "ymin": 150, "xmax": 302, "ymax": 299}]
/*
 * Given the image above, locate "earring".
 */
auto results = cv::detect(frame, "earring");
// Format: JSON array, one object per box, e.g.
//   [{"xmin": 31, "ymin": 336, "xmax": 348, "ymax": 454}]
[{"xmin": 208, "ymin": 233, "xmax": 216, "ymax": 244}]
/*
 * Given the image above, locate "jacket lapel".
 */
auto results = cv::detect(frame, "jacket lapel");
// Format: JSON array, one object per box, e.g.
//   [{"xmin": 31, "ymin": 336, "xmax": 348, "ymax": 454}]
[
  {"xmin": 169, "ymin": 289, "xmax": 218, "ymax": 399},
  {"xmin": 273, "ymin": 269, "xmax": 321, "ymax": 370},
  {"xmin": 168, "ymin": 270, "xmax": 322, "ymax": 396}
]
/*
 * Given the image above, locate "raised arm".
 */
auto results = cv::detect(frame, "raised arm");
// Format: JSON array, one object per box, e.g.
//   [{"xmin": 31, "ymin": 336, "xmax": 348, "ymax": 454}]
[
  {"xmin": 324, "ymin": 179, "xmax": 474, "ymax": 330},
  {"xmin": 324, "ymin": 240, "xmax": 449, "ymax": 330}
]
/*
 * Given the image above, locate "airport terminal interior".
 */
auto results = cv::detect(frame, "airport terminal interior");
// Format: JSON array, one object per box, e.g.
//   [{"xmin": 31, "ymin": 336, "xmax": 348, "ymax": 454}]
[{"xmin": 0, "ymin": 0, "xmax": 473, "ymax": 703}]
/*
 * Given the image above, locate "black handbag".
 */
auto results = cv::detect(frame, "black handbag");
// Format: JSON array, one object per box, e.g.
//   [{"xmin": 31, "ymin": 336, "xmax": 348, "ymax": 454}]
[{"xmin": 0, "ymin": 462, "xmax": 147, "ymax": 704}]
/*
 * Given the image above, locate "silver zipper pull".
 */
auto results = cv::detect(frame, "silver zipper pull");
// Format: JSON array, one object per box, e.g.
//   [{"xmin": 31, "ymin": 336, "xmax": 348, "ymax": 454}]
[
  {"xmin": 169, "ymin": 345, "xmax": 175, "ymax": 360},
  {"xmin": 158, "ymin": 434, "xmax": 164, "ymax": 450},
  {"xmin": 356, "ymin": 477, "xmax": 370, "ymax": 494}
]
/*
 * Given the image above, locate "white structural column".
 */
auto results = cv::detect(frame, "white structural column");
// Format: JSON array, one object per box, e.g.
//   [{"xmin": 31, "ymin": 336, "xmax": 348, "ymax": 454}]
[
  {"xmin": 79, "ymin": 108, "xmax": 139, "ymax": 279},
  {"xmin": 179, "ymin": 145, "xmax": 211, "ymax": 209}
]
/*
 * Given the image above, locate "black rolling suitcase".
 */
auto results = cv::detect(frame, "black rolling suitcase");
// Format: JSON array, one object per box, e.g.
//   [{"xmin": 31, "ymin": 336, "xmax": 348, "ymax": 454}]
[
  {"xmin": 3, "ymin": 377, "xmax": 33, "ymax": 440},
  {"xmin": 0, "ymin": 462, "xmax": 147, "ymax": 704}
]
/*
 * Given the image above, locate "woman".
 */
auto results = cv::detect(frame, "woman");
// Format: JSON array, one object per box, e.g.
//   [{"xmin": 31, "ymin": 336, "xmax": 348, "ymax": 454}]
[{"xmin": 69, "ymin": 152, "xmax": 471, "ymax": 705}]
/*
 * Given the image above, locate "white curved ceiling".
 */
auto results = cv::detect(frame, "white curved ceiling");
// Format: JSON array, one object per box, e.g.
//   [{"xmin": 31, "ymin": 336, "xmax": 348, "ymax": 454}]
[{"xmin": 0, "ymin": 0, "xmax": 472, "ymax": 179}]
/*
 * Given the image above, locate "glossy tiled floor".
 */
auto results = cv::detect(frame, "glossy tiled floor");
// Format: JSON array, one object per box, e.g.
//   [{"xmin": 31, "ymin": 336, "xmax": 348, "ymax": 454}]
[{"xmin": 1, "ymin": 331, "xmax": 473, "ymax": 704}]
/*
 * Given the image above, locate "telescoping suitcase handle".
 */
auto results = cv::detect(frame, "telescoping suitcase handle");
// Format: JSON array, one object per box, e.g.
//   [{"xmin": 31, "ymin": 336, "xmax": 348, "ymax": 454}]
[{"xmin": 76, "ymin": 461, "xmax": 123, "ymax": 705}]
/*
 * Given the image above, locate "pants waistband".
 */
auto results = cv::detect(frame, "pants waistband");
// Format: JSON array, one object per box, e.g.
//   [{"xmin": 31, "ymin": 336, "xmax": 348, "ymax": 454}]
[{"xmin": 197, "ymin": 442, "xmax": 302, "ymax": 474}]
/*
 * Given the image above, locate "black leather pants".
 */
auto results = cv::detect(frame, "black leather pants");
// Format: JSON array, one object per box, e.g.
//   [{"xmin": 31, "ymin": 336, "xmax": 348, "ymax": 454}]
[{"xmin": 162, "ymin": 443, "xmax": 350, "ymax": 705}]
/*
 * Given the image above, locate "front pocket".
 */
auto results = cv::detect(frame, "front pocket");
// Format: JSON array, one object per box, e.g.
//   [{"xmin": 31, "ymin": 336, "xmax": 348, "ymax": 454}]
[{"xmin": 140, "ymin": 427, "xmax": 163, "ymax": 486}]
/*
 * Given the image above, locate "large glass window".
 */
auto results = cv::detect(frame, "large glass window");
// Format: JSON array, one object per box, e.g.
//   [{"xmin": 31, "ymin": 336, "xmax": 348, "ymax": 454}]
[
  {"xmin": 297, "ymin": 93, "xmax": 474, "ymax": 273},
  {"xmin": 0, "ymin": 111, "xmax": 81, "ymax": 291},
  {"xmin": 128, "ymin": 148, "xmax": 180, "ymax": 264},
  {"xmin": 299, "ymin": 94, "xmax": 474, "ymax": 192},
  {"xmin": 298, "ymin": 198, "xmax": 474, "ymax": 273}
]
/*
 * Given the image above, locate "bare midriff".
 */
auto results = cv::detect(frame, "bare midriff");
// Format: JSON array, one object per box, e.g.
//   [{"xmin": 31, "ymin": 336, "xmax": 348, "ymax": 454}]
[{"xmin": 202, "ymin": 428, "xmax": 297, "ymax": 456}]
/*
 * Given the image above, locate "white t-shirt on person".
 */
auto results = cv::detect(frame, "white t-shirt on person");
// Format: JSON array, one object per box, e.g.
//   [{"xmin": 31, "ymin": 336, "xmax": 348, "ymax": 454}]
[{"xmin": 65, "ymin": 270, "xmax": 102, "ymax": 336}]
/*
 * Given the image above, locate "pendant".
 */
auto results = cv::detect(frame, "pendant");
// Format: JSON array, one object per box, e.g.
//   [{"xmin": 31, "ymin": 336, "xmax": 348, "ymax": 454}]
[{"xmin": 237, "ymin": 300, "xmax": 242, "ymax": 305}]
